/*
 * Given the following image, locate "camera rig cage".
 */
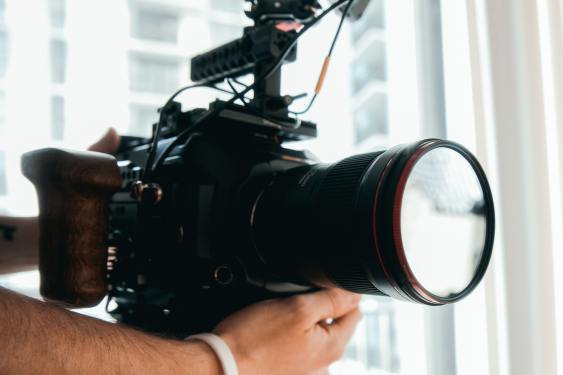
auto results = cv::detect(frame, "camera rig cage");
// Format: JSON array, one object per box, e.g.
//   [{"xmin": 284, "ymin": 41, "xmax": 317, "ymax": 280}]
[{"xmin": 20, "ymin": 0, "xmax": 495, "ymax": 338}]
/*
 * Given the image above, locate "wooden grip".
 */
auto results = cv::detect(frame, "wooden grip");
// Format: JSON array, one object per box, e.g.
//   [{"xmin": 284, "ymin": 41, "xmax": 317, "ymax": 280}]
[{"xmin": 21, "ymin": 148, "xmax": 122, "ymax": 307}]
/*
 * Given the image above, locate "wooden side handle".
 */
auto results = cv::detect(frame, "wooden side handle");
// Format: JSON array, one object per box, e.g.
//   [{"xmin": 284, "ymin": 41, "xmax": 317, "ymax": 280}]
[{"xmin": 21, "ymin": 148, "xmax": 121, "ymax": 307}]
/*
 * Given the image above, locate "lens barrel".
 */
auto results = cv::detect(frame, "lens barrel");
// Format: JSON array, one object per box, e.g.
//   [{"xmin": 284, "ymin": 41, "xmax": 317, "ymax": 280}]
[{"xmin": 251, "ymin": 139, "xmax": 494, "ymax": 305}]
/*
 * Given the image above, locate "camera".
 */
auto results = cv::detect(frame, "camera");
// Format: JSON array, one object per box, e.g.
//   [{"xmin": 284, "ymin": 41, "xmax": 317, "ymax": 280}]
[{"xmin": 22, "ymin": 0, "xmax": 494, "ymax": 337}]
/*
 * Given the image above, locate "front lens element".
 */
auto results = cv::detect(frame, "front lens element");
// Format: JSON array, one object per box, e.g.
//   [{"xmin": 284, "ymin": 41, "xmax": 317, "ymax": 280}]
[{"xmin": 397, "ymin": 147, "xmax": 488, "ymax": 299}]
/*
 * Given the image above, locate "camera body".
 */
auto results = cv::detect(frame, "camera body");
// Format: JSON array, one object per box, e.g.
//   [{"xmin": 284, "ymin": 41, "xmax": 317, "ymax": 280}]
[
  {"xmin": 108, "ymin": 1, "xmax": 327, "ymax": 334},
  {"xmin": 107, "ymin": 106, "xmax": 319, "ymax": 335}
]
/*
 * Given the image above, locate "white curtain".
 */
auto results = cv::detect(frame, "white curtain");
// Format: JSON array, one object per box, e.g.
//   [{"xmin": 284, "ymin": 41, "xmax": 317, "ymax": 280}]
[{"xmin": 466, "ymin": 0, "xmax": 563, "ymax": 374}]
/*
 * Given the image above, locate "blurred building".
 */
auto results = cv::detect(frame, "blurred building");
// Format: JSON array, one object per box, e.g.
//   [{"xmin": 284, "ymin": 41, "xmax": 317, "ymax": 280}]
[
  {"xmin": 126, "ymin": 0, "xmax": 243, "ymax": 137},
  {"xmin": 349, "ymin": 0, "xmax": 388, "ymax": 152},
  {"xmin": 0, "ymin": 0, "xmax": 246, "ymax": 211}
]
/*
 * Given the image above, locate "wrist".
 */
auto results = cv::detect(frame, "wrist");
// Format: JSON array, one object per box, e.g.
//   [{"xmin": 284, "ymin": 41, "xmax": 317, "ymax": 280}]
[
  {"xmin": 180, "ymin": 341, "xmax": 223, "ymax": 375},
  {"xmin": 215, "ymin": 333, "xmax": 256, "ymax": 375},
  {"xmin": 187, "ymin": 333, "xmax": 241, "ymax": 375}
]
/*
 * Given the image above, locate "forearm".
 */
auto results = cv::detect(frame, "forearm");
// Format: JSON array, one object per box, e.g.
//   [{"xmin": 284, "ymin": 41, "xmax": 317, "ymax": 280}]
[
  {"xmin": 0, "ymin": 216, "xmax": 39, "ymax": 274},
  {"xmin": 0, "ymin": 287, "xmax": 221, "ymax": 375}
]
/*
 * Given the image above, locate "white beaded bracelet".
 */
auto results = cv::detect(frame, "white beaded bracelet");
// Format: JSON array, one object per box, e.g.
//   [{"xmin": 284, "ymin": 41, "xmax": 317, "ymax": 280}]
[{"xmin": 187, "ymin": 333, "xmax": 239, "ymax": 375}]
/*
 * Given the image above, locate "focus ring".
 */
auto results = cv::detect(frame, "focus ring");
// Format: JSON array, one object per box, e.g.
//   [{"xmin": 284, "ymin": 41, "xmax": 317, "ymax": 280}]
[
  {"xmin": 316, "ymin": 152, "xmax": 384, "ymax": 295},
  {"xmin": 317, "ymin": 152, "xmax": 380, "ymax": 208}
]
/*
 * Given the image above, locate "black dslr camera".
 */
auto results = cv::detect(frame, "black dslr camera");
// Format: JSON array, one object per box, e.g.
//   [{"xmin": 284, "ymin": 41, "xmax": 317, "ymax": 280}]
[{"xmin": 22, "ymin": 0, "xmax": 494, "ymax": 337}]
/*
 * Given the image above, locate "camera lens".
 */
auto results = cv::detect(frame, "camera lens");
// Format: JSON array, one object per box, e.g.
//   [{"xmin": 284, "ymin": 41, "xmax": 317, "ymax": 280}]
[{"xmin": 251, "ymin": 139, "xmax": 494, "ymax": 305}]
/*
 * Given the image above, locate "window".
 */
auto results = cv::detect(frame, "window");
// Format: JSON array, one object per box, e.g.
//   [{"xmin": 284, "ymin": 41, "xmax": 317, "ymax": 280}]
[
  {"xmin": 209, "ymin": 0, "xmax": 242, "ymax": 13},
  {"xmin": 351, "ymin": 41, "xmax": 387, "ymax": 95},
  {"xmin": 353, "ymin": 93, "xmax": 388, "ymax": 145},
  {"xmin": 50, "ymin": 39, "xmax": 67, "ymax": 84},
  {"xmin": 0, "ymin": 31, "xmax": 8, "ymax": 78},
  {"xmin": 0, "ymin": 150, "xmax": 6, "ymax": 196},
  {"xmin": 0, "ymin": 91, "xmax": 5, "ymax": 130},
  {"xmin": 348, "ymin": 0, "xmax": 389, "ymax": 153},
  {"xmin": 48, "ymin": 0, "xmax": 66, "ymax": 29},
  {"xmin": 129, "ymin": 103, "xmax": 157, "ymax": 138},
  {"xmin": 130, "ymin": 6, "xmax": 179, "ymax": 43},
  {"xmin": 345, "ymin": 299, "xmax": 400, "ymax": 373},
  {"xmin": 51, "ymin": 96, "xmax": 65, "ymax": 140},
  {"xmin": 0, "ymin": 0, "xmax": 6, "ymax": 23},
  {"xmin": 129, "ymin": 53, "xmax": 180, "ymax": 94},
  {"xmin": 350, "ymin": 0, "xmax": 385, "ymax": 42},
  {"xmin": 209, "ymin": 21, "xmax": 242, "ymax": 45}
]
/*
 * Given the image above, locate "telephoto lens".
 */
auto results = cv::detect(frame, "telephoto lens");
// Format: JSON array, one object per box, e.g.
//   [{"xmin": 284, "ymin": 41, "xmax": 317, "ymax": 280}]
[{"xmin": 251, "ymin": 139, "xmax": 494, "ymax": 305}]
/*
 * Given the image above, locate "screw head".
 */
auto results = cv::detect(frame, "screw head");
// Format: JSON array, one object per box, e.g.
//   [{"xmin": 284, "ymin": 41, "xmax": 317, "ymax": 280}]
[
  {"xmin": 130, "ymin": 181, "xmax": 163, "ymax": 205},
  {"xmin": 214, "ymin": 265, "xmax": 235, "ymax": 285}
]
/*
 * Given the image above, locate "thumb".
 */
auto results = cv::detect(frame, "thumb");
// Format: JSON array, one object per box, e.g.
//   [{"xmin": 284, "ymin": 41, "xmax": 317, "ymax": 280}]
[{"xmin": 87, "ymin": 128, "xmax": 120, "ymax": 155}]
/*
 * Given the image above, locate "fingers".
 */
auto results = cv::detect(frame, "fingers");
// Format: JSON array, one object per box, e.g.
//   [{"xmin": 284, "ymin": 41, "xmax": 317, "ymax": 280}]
[
  {"xmin": 305, "ymin": 289, "xmax": 361, "ymax": 324},
  {"xmin": 321, "ymin": 308, "xmax": 361, "ymax": 362},
  {"xmin": 330, "ymin": 307, "xmax": 361, "ymax": 341},
  {"xmin": 311, "ymin": 368, "xmax": 330, "ymax": 375},
  {"xmin": 87, "ymin": 128, "xmax": 120, "ymax": 155}
]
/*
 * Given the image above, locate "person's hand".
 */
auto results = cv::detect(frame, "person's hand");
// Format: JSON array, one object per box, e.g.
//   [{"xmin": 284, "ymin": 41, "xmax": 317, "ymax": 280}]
[
  {"xmin": 87, "ymin": 127, "xmax": 120, "ymax": 154},
  {"xmin": 214, "ymin": 289, "xmax": 361, "ymax": 375}
]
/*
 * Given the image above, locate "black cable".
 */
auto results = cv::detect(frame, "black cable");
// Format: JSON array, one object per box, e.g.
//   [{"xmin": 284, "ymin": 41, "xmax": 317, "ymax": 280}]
[
  {"xmin": 215, "ymin": 84, "xmax": 250, "ymax": 98},
  {"xmin": 227, "ymin": 78, "xmax": 301, "ymax": 129},
  {"xmin": 226, "ymin": 79, "xmax": 251, "ymax": 106},
  {"xmin": 149, "ymin": 0, "xmax": 349, "ymax": 177},
  {"xmin": 228, "ymin": 77, "xmax": 302, "ymax": 126},
  {"xmin": 216, "ymin": 82, "xmax": 253, "ymax": 104},
  {"xmin": 231, "ymin": 77, "xmax": 251, "ymax": 90},
  {"xmin": 142, "ymin": 83, "xmax": 209, "ymax": 180},
  {"xmin": 291, "ymin": 92, "xmax": 319, "ymax": 116},
  {"xmin": 291, "ymin": 0, "xmax": 355, "ymax": 115},
  {"xmin": 328, "ymin": 0, "xmax": 353, "ymax": 56},
  {"xmin": 141, "ymin": 83, "xmax": 250, "ymax": 180}
]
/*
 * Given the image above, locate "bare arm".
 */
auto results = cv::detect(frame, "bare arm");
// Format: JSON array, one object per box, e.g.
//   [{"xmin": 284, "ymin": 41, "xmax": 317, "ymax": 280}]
[
  {"xmin": 0, "ymin": 286, "xmax": 360, "ymax": 375},
  {"xmin": 0, "ymin": 287, "xmax": 221, "ymax": 375},
  {"xmin": 0, "ymin": 216, "xmax": 38, "ymax": 274}
]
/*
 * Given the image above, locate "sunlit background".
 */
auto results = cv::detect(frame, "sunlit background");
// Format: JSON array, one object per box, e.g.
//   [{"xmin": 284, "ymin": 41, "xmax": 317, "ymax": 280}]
[{"xmin": 2, "ymin": 1, "xmax": 563, "ymax": 375}]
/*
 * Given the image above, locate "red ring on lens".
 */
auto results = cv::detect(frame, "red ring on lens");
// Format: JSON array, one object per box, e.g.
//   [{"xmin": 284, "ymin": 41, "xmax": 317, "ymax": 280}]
[
  {"xmin": 391, "ymin": 141, "xmax": 440, "ymax": 303},
  {"xmin": 370, "ymin": 145, "xmax": 421, "ymax": 302},
  {"xmin": 371, "ymin": 156, "xmax": 400, "ymax": 293}
]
